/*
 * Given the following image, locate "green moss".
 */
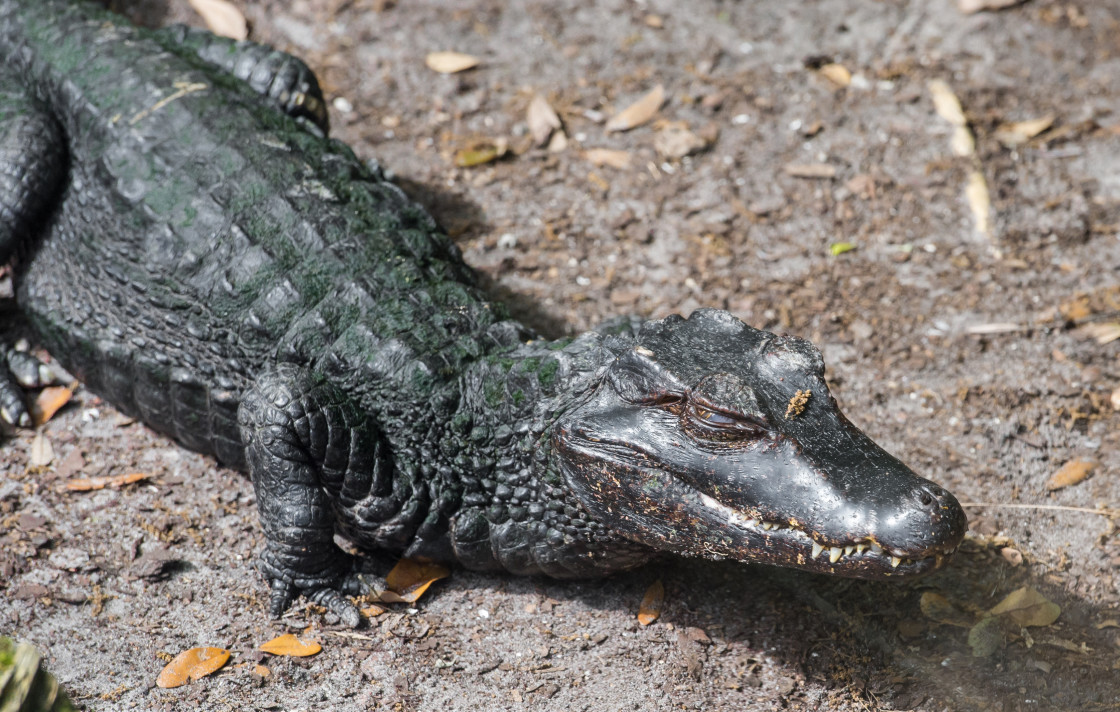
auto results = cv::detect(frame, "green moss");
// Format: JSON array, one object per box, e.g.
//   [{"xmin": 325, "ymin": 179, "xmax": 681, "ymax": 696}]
[{"xmin": 537, "ymin": 359, "xmax": 560, "ymax": 389}]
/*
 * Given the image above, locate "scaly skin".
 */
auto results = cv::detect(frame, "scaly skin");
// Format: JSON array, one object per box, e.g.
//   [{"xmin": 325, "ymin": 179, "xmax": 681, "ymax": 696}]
[{"xmin": 0, "ymin": 0, "xmax": 966, "ymax": 627}]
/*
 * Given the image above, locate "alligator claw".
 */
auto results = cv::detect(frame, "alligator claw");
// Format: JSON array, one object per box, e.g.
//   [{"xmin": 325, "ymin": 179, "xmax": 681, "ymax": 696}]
[{"xmin": 262, "ymin": 557, "xmax": 372, "ymax": 628}]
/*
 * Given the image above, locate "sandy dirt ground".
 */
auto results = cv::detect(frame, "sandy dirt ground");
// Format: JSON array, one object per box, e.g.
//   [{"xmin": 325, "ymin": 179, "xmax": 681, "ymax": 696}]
[{"xmin": 3, "ymin": 0, "xmax": 1120, "ymax": 710}]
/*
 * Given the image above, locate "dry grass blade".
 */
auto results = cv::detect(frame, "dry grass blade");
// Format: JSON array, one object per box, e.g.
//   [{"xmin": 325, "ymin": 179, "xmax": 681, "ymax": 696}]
[
  {"xmin": 966, "ymin": 170, "xmax": 991, "ymax": 237},
  {"xmin": 259, "ymin": 633, "xmax": 321, "ymax": 657},
  {"xmin": 187, "ymin": 0, "xmax": 248, "ymax": 40},
  {"xmin": 605, "ymin": 85, "xmax": 665, "ymax": 132},
  {"xmin": 425, "ymin": 51, "xmax": 480, "ymax": 74},
  {"xmin": 156, "ymin": 647, "xmax": 230, "ymax": 688},
  {"xmin": 637, "ymin": 579, "xmax": 664, "ymax": 626},
  {"xmin": 64, "ymin": 472, "xmax": 150, "ymax": 492},
  {"xmin": 784, "ymin": 163, "xmax": 836, "ymax": 179}
]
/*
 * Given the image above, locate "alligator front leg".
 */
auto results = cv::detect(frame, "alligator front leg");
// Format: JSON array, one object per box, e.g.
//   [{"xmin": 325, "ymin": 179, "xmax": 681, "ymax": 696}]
[{"xmin": 238, "ymin": 364, "xmax": 380, "ymax": 627}]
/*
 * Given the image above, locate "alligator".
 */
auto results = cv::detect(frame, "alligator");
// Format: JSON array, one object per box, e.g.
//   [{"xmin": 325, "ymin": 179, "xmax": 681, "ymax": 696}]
[{"xmin": 0, "ymin": 0, "xmax": 967, "ymax": 627}]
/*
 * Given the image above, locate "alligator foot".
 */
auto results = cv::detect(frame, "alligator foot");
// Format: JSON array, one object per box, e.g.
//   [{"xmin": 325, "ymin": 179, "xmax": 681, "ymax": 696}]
[
  {"xmin": 0, "ymin": 342, "xmax": 69, "ymax": 427},
  {"xmin": 239, "ymin": 364, "xmax": 391, "ymax": 627}
]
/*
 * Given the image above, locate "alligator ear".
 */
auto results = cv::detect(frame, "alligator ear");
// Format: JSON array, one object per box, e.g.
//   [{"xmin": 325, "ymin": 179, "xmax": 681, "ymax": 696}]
[{"xmin": 608, "ymin": 348, "xmax": 686, "ymax": 405}]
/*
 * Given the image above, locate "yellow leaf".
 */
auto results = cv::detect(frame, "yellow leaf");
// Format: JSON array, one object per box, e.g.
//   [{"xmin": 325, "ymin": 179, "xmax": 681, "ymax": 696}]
[
  {"xmin": 637, "ymin": 580, "xmax": 664, "ymax": 626},
  {"xmin": 829, "ymin": 242, "xmax": 856, "ymax": 256},
  {"xmin": 605, "ymin": 85, "xmax": 665, "ymax": 132},
  {"xmin": 65, "ymin": 472, "xmax": 150, "ymax": 492},
  {"xmin": 31, "ymin": 385, "xmax": 74, "ymax": 426},
  {"xmin": 454, "ymin": 138, "xmax": 507, "ymax": 167},
  {"xmin": 259, "ymin": 633, "xmax": 321, "ymax": 657},
  {"xmin": 156, "ymin": 647, "xmax": 230, "ymax": 688},
  {"xmin": 988, "ymin": 587, "xmax": 1061, "ymax": 627},
  {"xmin": 425, "ymin": 51, "xmax": 480, "ymax": 74},
  {"xmin": 1045, "ymin": 459, "xmax": 1094, "ymax": 491}
]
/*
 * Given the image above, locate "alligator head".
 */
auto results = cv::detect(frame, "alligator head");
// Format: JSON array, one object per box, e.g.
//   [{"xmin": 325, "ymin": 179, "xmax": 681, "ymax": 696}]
[{"xmin": 555, "ymin": 309, "xmax": 967, "ymax": 577}]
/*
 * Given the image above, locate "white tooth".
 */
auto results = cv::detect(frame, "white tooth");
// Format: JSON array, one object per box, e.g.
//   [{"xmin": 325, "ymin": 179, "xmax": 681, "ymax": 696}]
[
  {"xmin": 761, "ymin": 522, "xmax": 772, "ymax": 531},
  {"xmin": 844, "ymin": 545, "xmax": 855, "ymax": 556},
  {"xmin": 829, "ymin": 547, "xmax": 843, "ymax": 563},
  {"xmin": 870, "ymin": 542, "xmax": 883, "ymax": 555},
  {"xmin": 890, "ymin": 556, "xmax": 902, "ymax": 568},
  {"xmin": 811, "ymin": 542, "xmax": 824, "ymax": 559},
  {"xmin": 743, "ymin": 519, "xmax": 758, "ymax": 528},
  {"xmin": 700, "ymin": 493, "xmax": 721, "ymax": 510},
  {"xmin": 856, "ymin": 544, "xmax": 868, "ymax": 554}
]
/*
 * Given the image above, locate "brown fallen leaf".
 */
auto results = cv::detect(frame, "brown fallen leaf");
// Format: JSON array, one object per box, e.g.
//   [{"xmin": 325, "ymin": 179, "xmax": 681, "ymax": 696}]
[
  {"xmin": 252, "ymin": 664, "xmax": 271, "ymax": 679},
  {"xmin": 989, "ymin": 586, "xmax": 1061, "ymax": 627},
  {"xmin": 31, "ymin": 385, "xmax": 74, "ymax": 426},
  {"xmin": 188, "ymin": 0, "xmax": 248, "ymax": 40},
  {"xmin": 958, "ymin": 0, "xmax": 1026, "ymax": 14},
  {"xmin": 156, "ymin": 647, "xmax": 230, "ymax": 688},
  {"xmin": 259, "ymin": 633, "xmax": 321, "ymax": 657},
  {"xmin": 818, "ymin": 63, "xmax": 851, "ymax": 88},
  {"xmin": 994, "ymin": 115, "xmax": 1055, "ymax": 148},
  {"xmin": 30, "ymin": 432, "xmax": 54, "ymax": 467},
  {"xmin": 919, "ymin": 592, "xmax": 973, "ymax": 628},
  {"xmin": 1045, "ymin": 459, "xmax": 1095, "ymax": 491},
  {"xmin": 64, "ymin": 472, "xmax": 150, "ymax": 492},
  {"xmin": 425, "ymin": 51, "xmax": 480, "ymax": 74},
  {"xmin": 527, "ymin": 94, "xmax": 562, "ymax": 147},
  {"xmin": 375, "ymin": 559, "xmax": 450, "ymax": 603},
  {"xmin": 605, "ymin": 85, "xmax": 665, "ymax": 132},
  {"xmin": 784, "ymin": 163, "xmax": 836, "ymax": 179},
  {"xmin": 654, "ymin": 124, "xmax": 708, "ymax": 159},
  {"xmin": 637, "ymin": 579, "xmax": 664, "ymax": 626},
  {"xmin": 583, "ymin": 148, "xmax": 631, "ymax": 170},
  {"xmin": 1082, "ymin": 322, "xmax": 1120, "ymax": 345},
  {"xmin": 361, "ymin": 603, "xmax": 388, "ymax": 618}
]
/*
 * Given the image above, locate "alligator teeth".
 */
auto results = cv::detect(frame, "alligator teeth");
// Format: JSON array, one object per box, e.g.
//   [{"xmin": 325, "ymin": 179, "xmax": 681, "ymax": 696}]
[
  {"xmin": 935, "ymin": 555, "xmax": 945, "ymax": 568},
  {"xmin": 811, "ymin": 542, "xmax": 824, "ymax": 559},
  {"xmin": 869, "ymin": 542, "xmax": 883, "ymax": 555},
  {"xmin": 856, "ymin": 543, "xmax": 868, "ymax": 554},
  {"xmin": 890, "ymin": 556, "xmax": 902, "ymax": 568},
  {"xmin": 761, "ymin": 522, "xmax": 773, "ymax": 531},
  {"xmin": 829, "ymin": 547, "xmax": 843, "ymax": 563},
  {"xmin": 743, "ymin": 519, "xmax": 758, "ymax": 528},
  {"xmin": 843, "ymin": 545, "xmax": 855, "ymax": 556}
]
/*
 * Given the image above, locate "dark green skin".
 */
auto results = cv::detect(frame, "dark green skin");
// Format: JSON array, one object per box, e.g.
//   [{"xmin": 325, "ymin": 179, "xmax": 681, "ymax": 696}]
[{"xmin": 0, "ymin": 0, "xmax": 966, "ymax": 627}]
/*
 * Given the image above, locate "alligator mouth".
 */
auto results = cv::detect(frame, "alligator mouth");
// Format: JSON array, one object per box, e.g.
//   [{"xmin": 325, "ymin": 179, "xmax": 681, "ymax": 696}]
[{"xmin": 696, "ymin": 492, "xmax": 958, "ymax": 576}]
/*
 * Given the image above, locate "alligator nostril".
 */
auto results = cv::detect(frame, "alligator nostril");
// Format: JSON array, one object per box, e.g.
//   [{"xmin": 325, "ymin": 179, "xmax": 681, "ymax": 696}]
[
  {"xmin": 919, "ymin": 492, "xmax": 934, "ymax": 507},
  {"xmin": 915, "ymin": 486, "xmax": 941, "ymax": 509}
]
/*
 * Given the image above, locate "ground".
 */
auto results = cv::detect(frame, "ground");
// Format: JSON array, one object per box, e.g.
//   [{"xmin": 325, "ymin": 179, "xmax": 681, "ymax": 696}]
[{"xmin": 2, "ymin": 0, "xmax": 1120, "ymax": 710}]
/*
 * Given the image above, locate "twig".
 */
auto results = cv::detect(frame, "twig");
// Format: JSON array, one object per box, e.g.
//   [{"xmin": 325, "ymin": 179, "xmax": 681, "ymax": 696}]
[{"xmin": 962, "ymin": 502, "xmax": 1118, "ymax": 517}]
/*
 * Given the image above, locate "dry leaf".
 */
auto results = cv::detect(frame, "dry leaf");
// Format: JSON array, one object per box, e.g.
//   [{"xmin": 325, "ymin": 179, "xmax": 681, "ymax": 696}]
[
  {"xmin": 1110, "ymin": 386, "xmax": 1120, "ymax": 412},
  {"xmin": 605, "ymin": 85, "xmax": 665, "ymax": 132},
  {"xmin": 637, "ymin": 579, "xmax": 664, "ymax": 626},
  {"xmin": 818, "ymin": 63, "xmax": 851, "ymax": 87},
  {"xmin": 156, "ymin": 647, "xmax": 230, "ymax": 688},
  {"xmin": 30, "ymin": 432, "xmax": 54, "ymax": 467},
  {"xmin": 829, "ymin": 242, "xmax": 856, "ymax": 256},
  {"xmin": 425, "ymin": 51, "xmax": 480, "ymax": 74},
  {"xmin": 527, "ymin": 95, "xmax": 562, "ymax": 146},
  {"xmin": 1083, "ymin": 322, "xmax": 1120, "ymax": 345},
  {"xmin": 187, "ymin": 0, "xmax": 248, "ymax": 40},
  {"xmin": 967, "ymin": 616, "xmax": 1004, "ymax": 657},
  {"xmin": 928, "ymin": 80, "xmax": 967, "ymax": 126},
  {"xmin": 951, "ymin": 125, "xmax": 976, "ymax": 157},
  {"xmin": 958, "ymin": 0, "xmax": 1026, "ymax": 14},
  {"xmin": 252, "ymin": 664, "xmax": 271, "ymax": 678},
  {"xmin": 64, "ymin": 472, "xmax": 150, "ymax": 492},
  {"xmin": 654, "ymin": 125, "xmax": 708, "ymax": 159},
  {"xmin": 994, "ymin": 115, "xmax": 1055, "ymax": 147},
  {"xmin": 784, "ymin": 163, "xmax": 836, "ymax": 179},
  {"xmin": 1045, "ymin": 459, "xmax": 1094, "ymax": 491},
  {"xmin": 259, "ymin": 633, "xmax": 321, "ymax": 657},
  {"xmin": 583, "ymin": 148, "xmax": 631, "ymax": 170},
  {"xmin": 361, "ymin": 603, "xmax": 388, "ymax": 618},
  {"xmin": 989, "ymin": 587, "xmax": 1061, "ymax": 627},
  {"xmin": 31, "ymin": 385, "xmax": 74, "ymax": 426},
  {"xmin": 966, "ymin": 169, "xmax": 991, "ymax": 238},
  {"xmin": 920, "ymin": 592, "xmax": 974, "ymax": 628},
  {"xmin": 375, "ymin": 559, "xmax": 450, "ymax": 603},
  {"xmin": 547, "ymin": 130, "xmax": 568, "ymax": 153},
  {"xmin": 1000, "ymin": 547, "xmax": 1024, "ymax": 567},
  {"xmin": 454, "ymin": 138, "xmax": 508, "ymax": 167}
]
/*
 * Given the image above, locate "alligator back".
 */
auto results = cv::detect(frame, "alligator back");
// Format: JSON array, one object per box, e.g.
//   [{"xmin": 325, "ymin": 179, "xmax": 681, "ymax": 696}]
[{"xmin": 1, "ymin": 0, "xmax": 503, "ymax": 465}]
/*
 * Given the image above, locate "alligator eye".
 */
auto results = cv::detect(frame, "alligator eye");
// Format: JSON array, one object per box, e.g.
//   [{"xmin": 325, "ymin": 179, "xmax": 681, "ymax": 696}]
[{"xmin": 685, "ymin": 403, "xmax": 766, "ymax": 440}]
